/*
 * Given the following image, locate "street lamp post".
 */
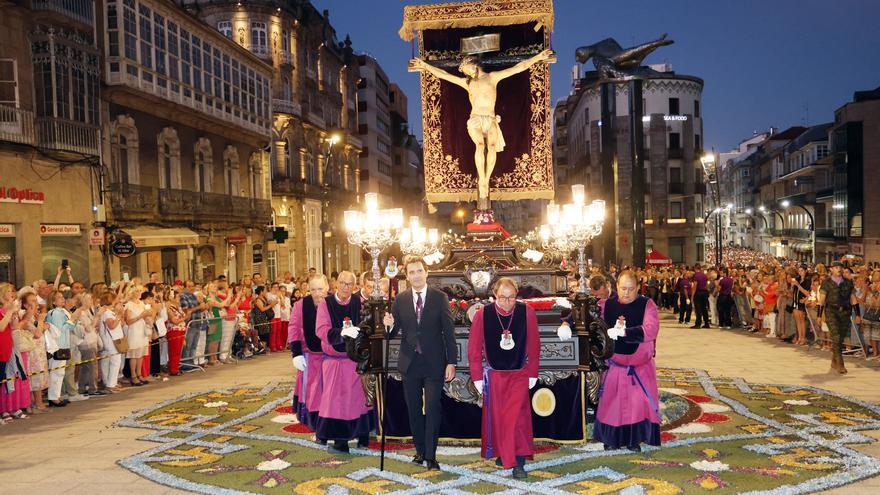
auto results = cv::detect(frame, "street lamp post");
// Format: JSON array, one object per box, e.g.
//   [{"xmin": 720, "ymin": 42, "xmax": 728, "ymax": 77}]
[
  {"xmin": 320, "ymin": 133, "xmax": 342, "ymax": 276},
  {"xmin": 700, "ymin": 152, "xmax": 723, "ymax": 266},
  {"xmin": 343, "ymin": 193, "xmax": 403, "ymax": 472},
  {"xmin": 538, "ymin": 184, "xmax": 611, "ymax": 372}
]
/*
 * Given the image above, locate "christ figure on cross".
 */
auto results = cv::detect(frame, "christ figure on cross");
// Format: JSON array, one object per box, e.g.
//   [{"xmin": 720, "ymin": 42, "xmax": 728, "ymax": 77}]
[{"xmin": 411, "ymin": 49, "xmax": 554, "ymax": 210}]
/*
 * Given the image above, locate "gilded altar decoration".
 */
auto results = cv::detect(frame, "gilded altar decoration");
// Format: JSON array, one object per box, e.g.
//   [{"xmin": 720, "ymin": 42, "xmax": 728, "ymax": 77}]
[
  {"xmin": 399, "ymin": 0, "xmax": 555, "ymax": 41},
  {"xmin": 402, "ymin": 0, "xmax": 556, "ymax": 203}
]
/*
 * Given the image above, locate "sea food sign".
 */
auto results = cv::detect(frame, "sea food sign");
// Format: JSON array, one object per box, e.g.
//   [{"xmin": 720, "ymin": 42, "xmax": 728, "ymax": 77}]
[{"xmin": 0, "ymin": 187, "xmax": 45, "ymax": 204}]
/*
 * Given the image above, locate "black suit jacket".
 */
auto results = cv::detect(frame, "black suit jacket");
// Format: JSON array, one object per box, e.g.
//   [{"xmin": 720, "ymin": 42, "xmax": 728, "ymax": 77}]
[{"xmin": 389, "ymin": 287, "xmax": 457, "ymax": 376}]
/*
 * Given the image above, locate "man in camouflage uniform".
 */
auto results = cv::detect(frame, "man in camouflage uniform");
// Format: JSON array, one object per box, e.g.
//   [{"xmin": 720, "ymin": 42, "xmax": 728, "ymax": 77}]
[{"xmin": 818, "ymin": 261, "xmax": 860, "ymax": 374}]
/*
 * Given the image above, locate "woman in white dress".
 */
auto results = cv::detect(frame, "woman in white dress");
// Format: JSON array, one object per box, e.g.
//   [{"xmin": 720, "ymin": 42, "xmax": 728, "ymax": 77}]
[
  {"xmin": 124, "ymin": 287, "xmax": 155, "ymax": 386},
  {"xmin": 98, "ymin": 291, "xmax": 125, "ymax": 390}
]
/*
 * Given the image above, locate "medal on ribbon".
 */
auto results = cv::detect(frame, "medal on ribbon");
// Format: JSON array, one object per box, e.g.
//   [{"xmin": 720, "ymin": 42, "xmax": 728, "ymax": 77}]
[{"xmin": 499, "ymin": 330, "xmax": 515, "ymax": 350}]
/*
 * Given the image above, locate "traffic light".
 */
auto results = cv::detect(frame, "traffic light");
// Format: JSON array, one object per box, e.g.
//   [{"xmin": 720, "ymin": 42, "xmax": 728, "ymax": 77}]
[{"xmin": 272, "ymin": 226, "xmax": 289, "ymax": 244}]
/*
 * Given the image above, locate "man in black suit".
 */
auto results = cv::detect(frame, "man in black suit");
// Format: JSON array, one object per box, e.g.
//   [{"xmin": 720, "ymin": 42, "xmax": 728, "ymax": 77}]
[{"xmin": 383, "ymin": 256, "xmax": 456, "ymax": 471}]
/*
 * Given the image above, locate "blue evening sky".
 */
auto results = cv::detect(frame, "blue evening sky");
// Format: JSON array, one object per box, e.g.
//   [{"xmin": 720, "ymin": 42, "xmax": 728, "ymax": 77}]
[{"xmin": 315, "ymin": 0, "xmax": 880, "ymax": 151}]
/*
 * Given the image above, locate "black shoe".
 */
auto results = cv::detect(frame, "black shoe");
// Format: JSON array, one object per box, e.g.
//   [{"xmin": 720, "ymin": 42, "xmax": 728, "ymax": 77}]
[
  {"xmin": 357, "ymin": 435, "xmax": 370, "ymax": 449},
  {"xmin": 689, "ymin": 325, "xmax": 700, "ymax": 329},
  {"xmin": 627, "ymin": 444, "xmax": 642, "ymax": 452},
  {"xmin": 48, "ymin": 400, "xmax": 67, "ymax": 407},
  {"xmin": 702, "ymin": 325, "xmax": 711, "ymax": 329},
  {"xmin": 60, "ymin": 399, "xmax": 70, "ymax": 406},
  {"xmin": 412, "ymin": 454, "xmax": 425, "ymax": 465},
  {"xmin": 495, "ymin": 457, "xmax": 503, "ymax": 466},
  {"xmin": 328, "ymin": 441, "xmax": 350, "ymax": 454},
  {"xmin": 425, "ymin": 459, "xmax": 440, "ymax": 471},
  {"xmin": 512, "ymin": 466, "xmax": 528, "ymax": 479},
  {"xmin": 316, "ymin": 438, "xmax": 328, "ymax": 446}
]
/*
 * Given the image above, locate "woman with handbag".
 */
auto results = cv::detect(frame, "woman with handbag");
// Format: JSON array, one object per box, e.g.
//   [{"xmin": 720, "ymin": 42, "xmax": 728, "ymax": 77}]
[
  {"xmin": 45, "ymin": 290, "xmax": 85, "ymax": 407},
  {"xmin": 98, "ymin": 291, "xmax": 125, "ymax": 391},
  {"xmin": 250, "ymin": 286, "xmax": 272, "ymax": 353}
]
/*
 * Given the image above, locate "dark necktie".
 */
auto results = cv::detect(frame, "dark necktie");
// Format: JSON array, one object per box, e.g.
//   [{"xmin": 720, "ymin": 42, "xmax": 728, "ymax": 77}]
[{"xmin": 415, "ymin": 292, "xmax": 423, "ymax": 353}]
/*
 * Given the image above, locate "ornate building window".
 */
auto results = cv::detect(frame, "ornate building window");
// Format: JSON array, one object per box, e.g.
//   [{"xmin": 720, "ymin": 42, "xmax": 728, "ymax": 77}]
[
  {"xmin": 157, "ymin": 127, "xmax": 180, "ymax": 189},
  {"xmin": 223, "ymin": 145, "xmax": 240, "ymax": 195},
  {"xmin": 305, "ymin": 152, "xmax": 317, "ymax": 185},
  {"xmin": 194, "ymin": 137, "xmax": 213, "ymax": 193},
  {"xmin": 217, "ymin": 21, "xmax": 232, "ymax": 39},
  {"xmin": 105, "ymin": 0, "xmax": 271, "ymax": 133},
  {"xmin": 250, "ymin": 22, "xmax": 267, "ymax": 54},
  {"xmin": 31, "ymin": 26, "xmax": 100, "ymax": 124},
  {"xmin": 283, "ymin": 141, "xmax": 292, "ymax": 177},
  {"xmin": 110, "ymin": 115, "xmax": 139, "ymax": 184}
]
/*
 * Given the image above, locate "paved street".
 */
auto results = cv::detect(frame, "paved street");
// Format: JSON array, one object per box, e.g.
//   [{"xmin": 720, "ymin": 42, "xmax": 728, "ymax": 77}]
[{"xmin": 3, "ymin": 314, "xmax": 880, "ymax": 494}]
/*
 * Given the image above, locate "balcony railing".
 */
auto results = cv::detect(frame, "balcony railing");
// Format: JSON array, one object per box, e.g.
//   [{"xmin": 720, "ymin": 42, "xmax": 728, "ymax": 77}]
[
  {"xmin": 781, "ymin": 228, "xmax": 812, "ymax": 239},
  {"xmin": 250, "ymin": 45, "xmax": 270, "ymax": 58},
  {"xmin": 108, "ymin": 183, "xmax": 158, "ymax": 217},
  {"xmin": 0, "ymin": 105, "xmax": 36, "ymax": 146},
  {"xmin": 110, "ymin": 184, "xmax": 271, "ymax": 223},
  {"xmin": 36, "ymin": 117, "xmax": 100, "ymax": 155},
  {"xmin": 668, "ymin": 181, "xmax": 684, "ymax": 195},
  {"xmin": 31, "ymin": 0, "xmax": 94, "ymax": 25},
  {"xmin": 278, "ymin": 50, "xmax": 293, "ymax": 66},
  {"xmin": 815, "ymin": 228, "xmax": 835, "ymax": 239},
  {"xmin": 668, "ymin": 148, "xmax": 684, "ymax": 160},
  {"xmin": 694, "ymin": 182, "xmax": 707, "ymax": 195},
  {"xmin": 272, "ymin": 98, "xmax": 301, "ymax": 116}
]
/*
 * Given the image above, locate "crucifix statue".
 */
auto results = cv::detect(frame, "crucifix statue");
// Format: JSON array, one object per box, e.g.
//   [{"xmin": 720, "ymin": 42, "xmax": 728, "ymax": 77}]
[{"xmin": 411, "ymin": 49, "xmax": 553, "ymax": 210}]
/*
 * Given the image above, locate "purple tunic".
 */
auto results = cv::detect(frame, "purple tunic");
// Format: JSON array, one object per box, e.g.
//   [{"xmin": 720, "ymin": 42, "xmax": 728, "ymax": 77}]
[
  {"xmin": 314, "ymin": 294, "xmax": 374, "ymax": 441},
  {"xmin": 288, "ymin": 297, "xmax": 324, "ymax": 430},
  {"xmin": 594, "ymin": 295, "xmax": 661, "ymax": 448}
]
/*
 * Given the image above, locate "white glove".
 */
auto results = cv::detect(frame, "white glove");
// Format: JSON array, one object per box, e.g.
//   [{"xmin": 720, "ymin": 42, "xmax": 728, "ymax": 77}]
[
  {"xmin": 473, "ymin": 380, "xmax": 484, "ymax": 394},
  {"xmin": 528, "ymin": 377, "xmax": 538, "ymax": 389},
  {"xmin": 341, "ymin": 326, "xmax": 359, "ymax": 339},
  {"xmin": 557, "ymin": 323, "xmax": 572, "ymax": 340},
  {"xmin": 292, "ymin": 355, "xmax": 306, "ymax": 371}
]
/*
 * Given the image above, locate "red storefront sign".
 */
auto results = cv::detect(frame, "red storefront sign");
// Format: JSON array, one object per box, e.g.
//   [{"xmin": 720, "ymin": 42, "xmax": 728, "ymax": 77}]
[{"xmin": 0, "ymin": 187, "xmax": 45, "ymax": 204}]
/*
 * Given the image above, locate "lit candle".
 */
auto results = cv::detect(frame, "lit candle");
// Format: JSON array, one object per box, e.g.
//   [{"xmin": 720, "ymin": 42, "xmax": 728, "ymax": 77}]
[{"xmin": 571, "ymin": 184, "xmax": 585, "ymax": 205}]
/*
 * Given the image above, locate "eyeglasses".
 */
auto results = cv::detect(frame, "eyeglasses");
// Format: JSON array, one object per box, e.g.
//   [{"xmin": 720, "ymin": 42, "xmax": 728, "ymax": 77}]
[
  {"xmin": 496, "ymin": 296, "xmax": 517, "ymax": 302},
  {"xmin": 339, "ymin": 281, "xmax": 355, "ymax": 288}
]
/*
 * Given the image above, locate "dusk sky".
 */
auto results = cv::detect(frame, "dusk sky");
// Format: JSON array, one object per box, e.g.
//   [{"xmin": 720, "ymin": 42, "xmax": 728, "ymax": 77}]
[{"xmin": 315, "ymin": 0, "xmax": 880, "ymax": 151}]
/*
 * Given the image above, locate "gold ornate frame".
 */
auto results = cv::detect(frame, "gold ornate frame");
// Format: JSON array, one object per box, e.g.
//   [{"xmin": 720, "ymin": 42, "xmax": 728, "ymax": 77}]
[{"xmin": 401, "ymin": 0, "xmax": 556, "ymax": 203}]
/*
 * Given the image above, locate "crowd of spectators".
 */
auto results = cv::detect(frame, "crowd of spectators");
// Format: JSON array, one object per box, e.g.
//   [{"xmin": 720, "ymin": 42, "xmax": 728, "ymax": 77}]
[
  {"xmin": 586, "ymin": 249, "xmax": 877, "ymax": 368},
  {"xmin": 0, "ymin": 266, "xmax": 341, "ymax": 425}
]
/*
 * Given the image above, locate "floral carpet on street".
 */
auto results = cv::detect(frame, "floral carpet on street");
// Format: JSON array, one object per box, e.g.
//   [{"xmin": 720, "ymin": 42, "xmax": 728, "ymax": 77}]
[{"xmin": 116, "ymin": 369, "xmax": 880, "ymax": 495}]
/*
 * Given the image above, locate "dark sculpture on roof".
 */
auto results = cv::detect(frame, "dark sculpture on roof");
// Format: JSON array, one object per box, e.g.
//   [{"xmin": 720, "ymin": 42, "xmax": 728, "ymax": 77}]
[{"xmin": 575, "ymin": 33, "xmax": 674, "ymax": 79}]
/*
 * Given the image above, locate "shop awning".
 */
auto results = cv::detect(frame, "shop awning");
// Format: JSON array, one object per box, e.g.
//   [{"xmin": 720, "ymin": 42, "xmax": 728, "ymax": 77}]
[
  {"xmin": 646, "ymin": 249, "xmax": 673, "ymax": 266},
  {"xmin": 125, "ymin": 227, "xmax": 200, "ymax": 248}
]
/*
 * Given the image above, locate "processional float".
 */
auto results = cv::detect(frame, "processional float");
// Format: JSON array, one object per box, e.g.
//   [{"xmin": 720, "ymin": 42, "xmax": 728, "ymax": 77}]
[{"xmin": 343, "ymin": 0, "xmax": 616, "ymax": 448}]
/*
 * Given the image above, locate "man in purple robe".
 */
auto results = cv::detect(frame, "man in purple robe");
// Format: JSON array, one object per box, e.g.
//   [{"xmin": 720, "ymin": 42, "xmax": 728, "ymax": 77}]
[
  {"xmin": 288, "ymin": 274, "xmax": 329, "ymax": 439},
  {"xmin": 469, "ymin": 277, "xmax": 540, "ymax": 479},
  {"xmin": 594, "ymin": 270, "xmax": 661, "ymax": 452},
  {"xmin": 315, "ymin": 271, "xmax": 374, "ymax": 454}
]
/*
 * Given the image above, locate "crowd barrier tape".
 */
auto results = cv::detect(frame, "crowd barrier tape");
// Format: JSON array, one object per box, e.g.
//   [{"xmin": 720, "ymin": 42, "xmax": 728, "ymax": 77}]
[{"xmin": 0, "ymin": 314, "xmax": 282, "ymax": 387}]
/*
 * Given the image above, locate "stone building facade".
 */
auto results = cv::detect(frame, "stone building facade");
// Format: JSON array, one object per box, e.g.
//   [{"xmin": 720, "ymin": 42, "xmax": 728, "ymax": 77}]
[
  {"xmin": 186, "ymin": 0, "xmax": 364, "ymax": 278},
  {"xmin": 0, "ymin": 0, "xmax": 104, "ymax": 286}
]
